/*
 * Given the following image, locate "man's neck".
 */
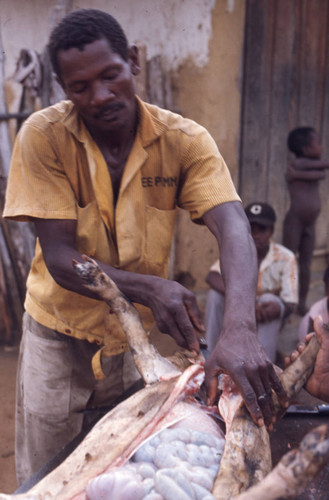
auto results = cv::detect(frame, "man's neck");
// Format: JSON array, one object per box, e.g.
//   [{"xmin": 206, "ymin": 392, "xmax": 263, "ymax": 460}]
[{"xmin": 89, "ymin": 112, "xmax": 138, "ymax": 151}]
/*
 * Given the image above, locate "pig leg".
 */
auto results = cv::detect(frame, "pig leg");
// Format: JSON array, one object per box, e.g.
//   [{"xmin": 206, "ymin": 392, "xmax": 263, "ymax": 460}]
[
  {"xmin": 233, "ymin": 424, "xmax": 329, "ymax": 500},
  {"xmin": 72, "ymin": 256, "xmax": 183, "ymax": 385},
  {"xmin": 212, "ymin": 404, "xmax": 271, "ymax": 500},
  {"xmin": 212, "ymin": 319, "xmax": 322, "ymax": 499}
]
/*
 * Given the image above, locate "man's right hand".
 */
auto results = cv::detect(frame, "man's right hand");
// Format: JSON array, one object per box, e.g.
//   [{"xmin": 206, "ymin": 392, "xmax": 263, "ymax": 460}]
[
  {"xmin": 144, "ymin": 277, "xmax": 203, "ymax": 354},
  {"xmin": 34, "ymin": 219, "xmax": 202, "ymax": 353}
]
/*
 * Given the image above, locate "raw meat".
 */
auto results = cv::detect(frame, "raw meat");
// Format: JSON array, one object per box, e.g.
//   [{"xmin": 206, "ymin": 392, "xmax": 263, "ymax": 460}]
[{"xmin": 0, "ymin": 256, "xmax": 327, "ymax": 500}]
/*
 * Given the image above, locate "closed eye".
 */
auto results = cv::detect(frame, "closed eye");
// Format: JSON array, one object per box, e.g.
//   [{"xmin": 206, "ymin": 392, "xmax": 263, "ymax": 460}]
[
  {"xmin": 68, "ymin": 83, "xmax": 87, "ymax": 94},
  {"xmin": 103, "ymin": 70, "xmax": 120, "ymax": 81}
]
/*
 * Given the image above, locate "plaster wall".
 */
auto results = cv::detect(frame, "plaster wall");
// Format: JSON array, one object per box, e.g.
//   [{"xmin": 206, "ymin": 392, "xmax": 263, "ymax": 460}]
[
  {"xmin": 172, "ymin": 0, "xmax": 246, "ymax": 289},
  {"xmin": 2, "ymin": 0, "xmax": 218, "ymax": 77},
  {"xmin": 1, "ymin": 0, "xmax": 246, "ymax": 290}
]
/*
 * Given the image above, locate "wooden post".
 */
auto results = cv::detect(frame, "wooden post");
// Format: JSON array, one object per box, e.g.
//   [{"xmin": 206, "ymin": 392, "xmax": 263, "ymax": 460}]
[
  {"xmin": 41, "ymin": 0, "xmax": 72, "ymax": 107},
  {"xmin": 0, "ymin": 25, "xmax": 35, "ymax": 345}
]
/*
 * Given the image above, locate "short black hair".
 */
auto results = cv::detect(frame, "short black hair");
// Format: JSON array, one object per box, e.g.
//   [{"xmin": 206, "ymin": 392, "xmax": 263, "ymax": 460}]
[
  {"xmin": 287, "ymin": 127, "xmax": 315, "ymax": 156},
  {"xmin": 47, "ymin": 9, "xmax": 129, "ymax": 79}
]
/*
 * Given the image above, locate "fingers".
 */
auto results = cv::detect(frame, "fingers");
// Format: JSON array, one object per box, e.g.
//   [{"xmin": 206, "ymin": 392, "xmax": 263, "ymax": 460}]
[
  {"xmin": 205, "ymin": 374, "xmax": 220, "ymax": 407},
  {"xmin": 284, "ymin": 337, "xmax": 313, "ymax": 368},
  {"xmin": 238, "ymin": 363, "xmax": 282, "ymax": 430},
  {"xmin": 184, "ymin": 295, "xmax": 206, "ymax": 334},
  {"xmin": 204, "ymin": 338, "xmax": 289, "ymax": 430},
  {"xmin": 314, "ymin": 315, "xmax": 329, "ymax": 343},
  {"xmin": 268, "ymin": 365, "xmax": 288, "ymax": 409},
  {"xmin": 230, "ymin": 372, "xmax": 266, "ymax": 427},
  {"xmin": 155, "ymin": 305, "xmax": 200, "ymax": 354},
  {"xmin": 305, "ymin": 332, "xmax": 315, "ymax": 342},
  {"xmin": 157, "ymin": 315, "xmax": 187, "ymax": 349}
]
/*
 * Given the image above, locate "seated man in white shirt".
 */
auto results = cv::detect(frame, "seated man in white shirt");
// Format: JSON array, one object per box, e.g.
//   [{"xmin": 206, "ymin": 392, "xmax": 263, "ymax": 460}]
[{"xmin": 205, "ymin": 202, "xmax": 298, "ymax": 362}]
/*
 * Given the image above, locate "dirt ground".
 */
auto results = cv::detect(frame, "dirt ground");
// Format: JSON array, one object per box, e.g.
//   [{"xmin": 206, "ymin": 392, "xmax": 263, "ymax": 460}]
[{"xmin": 0, "ymin": 268, "xmax": 325, "ymax": 494}]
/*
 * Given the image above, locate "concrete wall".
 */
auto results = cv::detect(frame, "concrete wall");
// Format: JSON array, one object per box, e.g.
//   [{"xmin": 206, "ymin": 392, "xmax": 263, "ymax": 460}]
[{"xmin": 1, "ymin": 0, "xmax": 246, "ymax": 290}]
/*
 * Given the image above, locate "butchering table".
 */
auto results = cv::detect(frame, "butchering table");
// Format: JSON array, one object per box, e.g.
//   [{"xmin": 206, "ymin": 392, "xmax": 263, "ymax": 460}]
[{"xmin": 16, "ymin": 384, "xmax": 329, "ymax": 499}]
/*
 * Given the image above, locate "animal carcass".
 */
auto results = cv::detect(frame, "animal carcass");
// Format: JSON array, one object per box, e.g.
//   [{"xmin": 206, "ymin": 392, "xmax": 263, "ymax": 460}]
[{"xmin": 0, "ymin": 256, "xmax": 328, "ymax": 500}]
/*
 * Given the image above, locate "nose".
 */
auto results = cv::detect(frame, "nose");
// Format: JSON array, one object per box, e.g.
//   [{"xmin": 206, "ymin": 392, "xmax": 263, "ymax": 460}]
[{"xmin": 90, "ymin": 81, "xmax": 114, "ymax": 106}]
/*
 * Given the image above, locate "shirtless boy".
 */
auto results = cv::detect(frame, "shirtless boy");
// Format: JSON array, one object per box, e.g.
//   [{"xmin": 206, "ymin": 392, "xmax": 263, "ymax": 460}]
[{"xmin": 282, "ymin": 127, "xmax": 329, "ymax": 316}]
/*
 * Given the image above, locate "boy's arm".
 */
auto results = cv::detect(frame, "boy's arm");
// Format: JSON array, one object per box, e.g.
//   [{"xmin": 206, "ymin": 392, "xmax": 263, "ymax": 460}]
[
  {"xmin": 286, "ymin": 164, "xmax": 326, "ymax": 183},
  {"xmin": 291, "ymin": 158, "xmax": 329, "ymax": 170}
]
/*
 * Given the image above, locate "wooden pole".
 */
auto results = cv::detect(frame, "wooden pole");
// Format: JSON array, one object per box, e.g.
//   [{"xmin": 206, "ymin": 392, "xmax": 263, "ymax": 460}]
[
  {"xmin": 0, "ymin": 25, "xmax": 35, "ymax": 345},
  {"xmin": 41, "ymin": 0, "xmax": 73, "ymax": 107}
]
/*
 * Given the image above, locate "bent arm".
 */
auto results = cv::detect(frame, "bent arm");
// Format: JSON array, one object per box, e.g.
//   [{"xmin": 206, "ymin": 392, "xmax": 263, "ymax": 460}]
[
  {"xmin": 206, "ymin": 270, "xmax": 225, "ymax": 294},
  {"xmin": 286, "ymin": 165, "xmax": 326, "ymax": 182},
  {"xmin": 34, "ymin": 218, "xmax": 201, "ymax": 352},
  {"xmin": 291, "ymin": 158, "xmax": 329, "ymax": 170}
]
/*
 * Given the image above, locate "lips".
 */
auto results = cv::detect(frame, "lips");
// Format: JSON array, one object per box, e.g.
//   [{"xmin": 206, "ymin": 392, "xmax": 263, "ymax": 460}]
[{"xmin": 94, "ymin": 103, "xmax": 124, "ymax": 120}]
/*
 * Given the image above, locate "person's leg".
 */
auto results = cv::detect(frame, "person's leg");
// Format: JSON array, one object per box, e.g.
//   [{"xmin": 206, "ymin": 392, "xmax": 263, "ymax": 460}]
[
  {"xmin": 205, "ymin": 289, "xmax": 225, "ymax": 352},
  {"xmin": 15, "ymin": 314, "xmax": 129, "ymax": 486},
  {"xmin": 15, "ymin": 314, "xmax": 89, "ymax": 485},
  {"xmin": 256, "ymin": 294, "xmax": 285, "ymax": 363},
  {"xmin": 297, "ymin": 223, "xmax": 315, "ymax": 315},
  {"xmin": 282, "ymin": 211, "xmax": 302, "ymax": 254}
]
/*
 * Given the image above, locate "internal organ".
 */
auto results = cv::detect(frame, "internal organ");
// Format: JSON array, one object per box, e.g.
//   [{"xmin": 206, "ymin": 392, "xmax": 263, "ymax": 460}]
[{"xmin": 87, "ymin": 402, "xmax": 225, "ymax": 500}]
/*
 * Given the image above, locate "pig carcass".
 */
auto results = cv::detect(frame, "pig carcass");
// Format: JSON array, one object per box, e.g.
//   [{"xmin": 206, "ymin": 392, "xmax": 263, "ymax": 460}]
[{"xmin": 1, "ymin": 256, "xmax": 328, "ymax": 500}]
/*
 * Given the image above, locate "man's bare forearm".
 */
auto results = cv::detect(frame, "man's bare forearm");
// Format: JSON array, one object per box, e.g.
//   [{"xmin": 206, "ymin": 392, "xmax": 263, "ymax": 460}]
[{"xmin": 203, "ymin": 202, "xmax": 258, "ymax": 332}]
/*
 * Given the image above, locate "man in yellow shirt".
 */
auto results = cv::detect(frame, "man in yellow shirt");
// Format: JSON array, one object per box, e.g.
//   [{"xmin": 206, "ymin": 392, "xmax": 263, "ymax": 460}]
[{"xmin": 4, "ymin": 9, "xmax": 287, "ymax": 483}]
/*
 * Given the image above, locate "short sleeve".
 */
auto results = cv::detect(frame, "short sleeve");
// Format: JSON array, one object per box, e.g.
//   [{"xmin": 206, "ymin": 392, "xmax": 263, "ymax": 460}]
[
  {"xmin": 177, "ymin": 128, "xmax": 240, "ymax": 221},
  {"xmin": 3, "ymin": 120, "xmax": 77, "ymax": 221}
]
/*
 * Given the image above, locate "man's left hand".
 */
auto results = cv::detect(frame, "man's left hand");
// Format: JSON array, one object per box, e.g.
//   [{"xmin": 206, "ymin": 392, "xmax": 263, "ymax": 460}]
[{"xmin": 204, "ymin": 324, "xmax": 288, "ymax": 429}]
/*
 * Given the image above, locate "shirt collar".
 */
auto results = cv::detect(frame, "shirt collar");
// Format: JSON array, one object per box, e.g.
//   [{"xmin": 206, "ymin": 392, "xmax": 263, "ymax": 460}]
[{"xmin": 60, "ymin": 96, "xmax": 167, "ymax": 147}]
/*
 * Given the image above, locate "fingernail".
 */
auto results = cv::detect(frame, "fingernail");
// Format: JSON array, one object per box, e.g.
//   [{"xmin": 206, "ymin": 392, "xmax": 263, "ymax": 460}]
[{"xmin": 258, "ymin": 418, "xmax": 264, "ymax": 427}]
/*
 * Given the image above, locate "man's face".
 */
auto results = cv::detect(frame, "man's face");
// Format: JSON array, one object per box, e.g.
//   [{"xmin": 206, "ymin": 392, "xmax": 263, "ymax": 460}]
[
  {"xmin": 57, "ymin": 38, "xmax": 140, "ymax": 134},
  {"xmin": 250, "ymin": 223, "xmax": 273, "ymax": 254}
]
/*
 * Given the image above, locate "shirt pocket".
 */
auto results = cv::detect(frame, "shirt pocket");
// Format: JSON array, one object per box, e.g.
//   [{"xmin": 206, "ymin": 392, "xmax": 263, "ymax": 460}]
[
  {"xmin": 76, "ymin": 200, "xmax": 98, "ymax": 256},
  {"xmin": 144, "ymin": 206, "xmax": 177, "ymax": 275}
]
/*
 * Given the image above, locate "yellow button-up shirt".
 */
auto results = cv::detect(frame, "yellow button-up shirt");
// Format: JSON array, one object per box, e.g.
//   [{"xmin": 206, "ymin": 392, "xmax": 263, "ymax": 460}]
[{"xmin": 4, "ymin": 97, "xmax": 240, "ymax": 359}]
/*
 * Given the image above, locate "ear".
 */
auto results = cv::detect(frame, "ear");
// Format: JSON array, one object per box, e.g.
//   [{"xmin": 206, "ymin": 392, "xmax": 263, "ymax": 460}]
[
  {"xmin": 129, "ymin": 45, "xmax": 141, "ymax": 76},
  {"xmin": 55, "ymin": 74, "xmax": 66, "ymax": 91}
]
